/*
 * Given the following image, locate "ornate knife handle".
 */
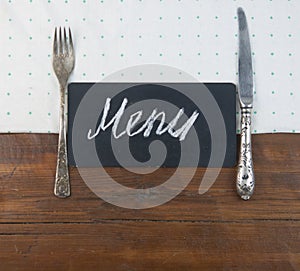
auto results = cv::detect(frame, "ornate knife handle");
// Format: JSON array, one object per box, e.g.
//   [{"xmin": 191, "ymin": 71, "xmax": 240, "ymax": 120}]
[
  {"xmin": 237, "ymin": 107, "xmax": 255, "ymax": 200},
  {"xmin": 54, "ymin": 85, "xmax": 70, "ymax": 198}
]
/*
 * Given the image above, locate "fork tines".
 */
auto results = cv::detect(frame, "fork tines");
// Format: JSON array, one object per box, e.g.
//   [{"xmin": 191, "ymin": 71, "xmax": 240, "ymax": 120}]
[{"xmin": 53, "ymin": 27, "xmax": 74, "ymax": 56}]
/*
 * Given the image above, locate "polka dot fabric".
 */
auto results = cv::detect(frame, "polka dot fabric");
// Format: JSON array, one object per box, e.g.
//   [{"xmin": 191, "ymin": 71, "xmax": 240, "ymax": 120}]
[{"xmin": 0, "ymin": 0, "xmax": 299, "ymax": 133}]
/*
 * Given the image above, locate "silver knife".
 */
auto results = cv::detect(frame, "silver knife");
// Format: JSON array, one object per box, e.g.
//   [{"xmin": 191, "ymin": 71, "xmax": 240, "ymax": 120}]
[{"xmin": 237, "ymin": 7, "xmax": 255, "ymax": 200}]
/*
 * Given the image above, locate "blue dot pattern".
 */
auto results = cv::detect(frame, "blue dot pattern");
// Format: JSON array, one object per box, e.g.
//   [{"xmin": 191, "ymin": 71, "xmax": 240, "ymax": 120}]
[{"xmin": 0, "ymin": 0, "xmax": 299, "ymax": 133}]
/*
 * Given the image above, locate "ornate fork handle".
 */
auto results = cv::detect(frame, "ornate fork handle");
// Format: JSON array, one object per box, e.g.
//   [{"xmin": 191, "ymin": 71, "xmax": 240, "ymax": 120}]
[
  {"xmin": 54, "ymin": 85, "xmax": 70, "ymax": 198},
  {"xmin": 236, "ymin": 107, "xmax": 255, "ymax": 200}
]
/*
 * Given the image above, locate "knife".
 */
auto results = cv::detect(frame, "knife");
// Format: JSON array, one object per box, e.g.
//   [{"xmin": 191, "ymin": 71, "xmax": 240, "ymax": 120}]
[{"xmin": 236, "ymin": 7, "xmax": 255, "ymax": 200}]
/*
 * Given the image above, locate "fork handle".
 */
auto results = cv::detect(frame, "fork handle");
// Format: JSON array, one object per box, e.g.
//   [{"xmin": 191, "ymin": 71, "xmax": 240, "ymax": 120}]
[
  {"xmin": 236, "ymin": 107, "xmax": 255, "ymax": 200},
  {"xmin": 54, "ymin": 85, "xmax": 70, "ymax": 198}
]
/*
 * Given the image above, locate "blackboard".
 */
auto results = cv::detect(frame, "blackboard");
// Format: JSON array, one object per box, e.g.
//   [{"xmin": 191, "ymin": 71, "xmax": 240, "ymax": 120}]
[{"xmin": 68, "ymin": 83, "xmax": 236, "ymax": 168}]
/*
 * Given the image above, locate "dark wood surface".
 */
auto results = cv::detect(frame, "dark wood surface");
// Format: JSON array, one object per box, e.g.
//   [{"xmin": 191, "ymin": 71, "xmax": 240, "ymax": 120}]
[{"xmin": 0, "ymin": 134, "xmax": 300, "ymax": 270}]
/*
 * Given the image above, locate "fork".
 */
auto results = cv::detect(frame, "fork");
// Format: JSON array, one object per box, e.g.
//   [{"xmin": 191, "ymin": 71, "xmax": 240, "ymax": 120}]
[{"xmin": 52, "ymin": 27, "xmax": 75, "ymax": 198}]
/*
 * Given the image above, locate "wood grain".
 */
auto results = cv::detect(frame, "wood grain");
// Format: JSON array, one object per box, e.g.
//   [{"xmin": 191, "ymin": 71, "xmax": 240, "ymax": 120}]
[{"xmin": 0, "ymin": 134, "xmax": 300, "ymax": 270}]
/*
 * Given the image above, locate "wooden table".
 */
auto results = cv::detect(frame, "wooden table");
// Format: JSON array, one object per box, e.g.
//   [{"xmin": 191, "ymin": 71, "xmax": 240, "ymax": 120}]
[{"xmin": 0, "ymin": 134, "xmax": 299, "ymax": 270}]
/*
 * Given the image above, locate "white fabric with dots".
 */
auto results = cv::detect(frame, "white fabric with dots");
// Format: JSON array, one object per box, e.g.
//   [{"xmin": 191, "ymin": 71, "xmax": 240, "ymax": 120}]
[{"xmin": 0, "ymin": 0, "xmax": 299, "ymax": 134}]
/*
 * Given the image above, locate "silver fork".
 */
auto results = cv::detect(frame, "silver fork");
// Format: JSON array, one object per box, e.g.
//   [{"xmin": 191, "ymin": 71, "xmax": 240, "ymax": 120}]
[{"xmin": 52, "ymin": 27, "xmax": 75, "ymax": 198}]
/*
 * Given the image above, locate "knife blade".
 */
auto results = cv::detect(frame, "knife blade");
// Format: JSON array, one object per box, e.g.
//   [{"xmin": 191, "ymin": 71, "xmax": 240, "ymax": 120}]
[
  {"xmin": 236, "ymin": 7, "xmax": 255, "ymax": 200},
  {"xmin": 238, "ymin": 7, "xmax": 254, "ymax": 107}
]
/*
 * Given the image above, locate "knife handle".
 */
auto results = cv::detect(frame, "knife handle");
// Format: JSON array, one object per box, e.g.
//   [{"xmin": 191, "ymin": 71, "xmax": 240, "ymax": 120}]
[{"xmin": 237, "ymin": 107, "xmax": 255, "ymax": 200}]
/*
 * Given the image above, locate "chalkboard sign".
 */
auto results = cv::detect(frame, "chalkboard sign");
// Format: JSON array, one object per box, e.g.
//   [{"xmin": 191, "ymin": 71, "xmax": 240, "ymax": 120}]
[{"xmin": 68, "ymin": 83, "xmax": 236, "ymax": 168}]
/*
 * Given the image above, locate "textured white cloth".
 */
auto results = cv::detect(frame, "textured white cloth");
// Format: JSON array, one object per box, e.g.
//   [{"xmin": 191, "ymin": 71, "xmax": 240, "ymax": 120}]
[{"xmin": 0, "ymin": 0, "xmax": 299, "ymax": 133}]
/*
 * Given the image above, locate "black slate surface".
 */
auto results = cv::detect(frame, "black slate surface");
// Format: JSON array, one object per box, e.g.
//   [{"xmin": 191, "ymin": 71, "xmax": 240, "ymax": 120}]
[{"xmin": 68, "ymin": 83, "xmax": 237, "ymax": 168}]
